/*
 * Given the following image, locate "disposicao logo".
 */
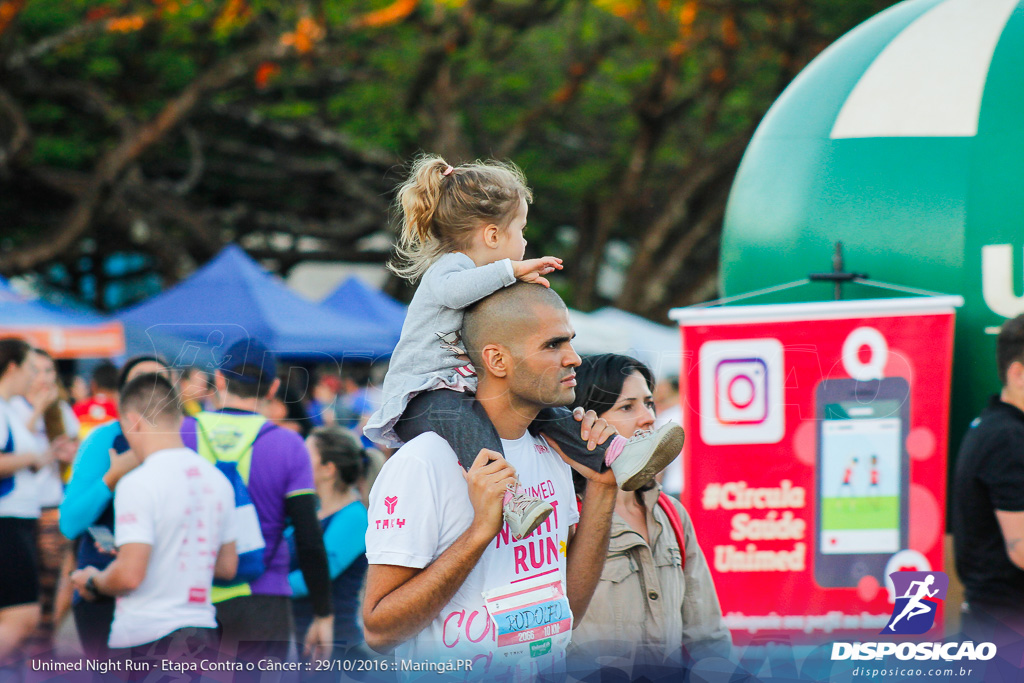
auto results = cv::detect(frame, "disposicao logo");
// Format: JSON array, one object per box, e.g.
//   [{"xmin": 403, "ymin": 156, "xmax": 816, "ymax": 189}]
[
  {"xmin": 882, "ymin": 571, "xmax": 948, "ymax": 635},
  {"xmin": 831, "ymin": 571, "xmax": 996, "ymax": 663}
]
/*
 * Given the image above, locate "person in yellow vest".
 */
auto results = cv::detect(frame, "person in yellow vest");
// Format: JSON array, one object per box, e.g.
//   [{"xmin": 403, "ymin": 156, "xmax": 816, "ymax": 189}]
[{"xmin": 181, "ymin": 338, "xmax": 333, "ymax": 664}]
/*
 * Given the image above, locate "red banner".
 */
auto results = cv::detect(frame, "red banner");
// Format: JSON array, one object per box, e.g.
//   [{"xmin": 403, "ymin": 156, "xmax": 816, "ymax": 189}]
[{"xmin": 671, "ymin": 297, "xmax": 960, "ymax": 644}]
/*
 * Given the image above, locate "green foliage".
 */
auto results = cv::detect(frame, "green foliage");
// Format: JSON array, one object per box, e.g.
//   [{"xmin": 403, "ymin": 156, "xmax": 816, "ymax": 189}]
[{"xmin": 0, "ymin": 0, "xmax": 898, "ymax": 311}]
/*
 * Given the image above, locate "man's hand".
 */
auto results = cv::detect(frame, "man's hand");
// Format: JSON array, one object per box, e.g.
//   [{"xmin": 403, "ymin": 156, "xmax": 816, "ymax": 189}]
[
  {"xmin": 464, "ymin": 449, "xmax": 517, "ymax": 542},
  {"xmin": 70, "ymin": 566, "xmax": 100, "ymax": 601},
  {"xmin": 561, "ymin": 408, "xmax": 618, "ymax": 487},
  {"xmin": 303, "ymin": 614, "xmax": 333, "ymax": 661},
  {"xmin": 103, "ymin": 447, "xmax": 140, "ymax": 490},
  {"xmin": 572, "ymin": 407, "xmax": 618, "ymax": 451},
  {"xmin": 512, "ymin": 257, "xmax": 563, "ymax": 288}
]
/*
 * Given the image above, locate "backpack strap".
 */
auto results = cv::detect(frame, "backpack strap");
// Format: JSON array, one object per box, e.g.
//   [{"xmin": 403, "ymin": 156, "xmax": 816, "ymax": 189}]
[
  {"xmin": 657, "ymin": 492, "xmax": 686, "ymax": 571},
  {"xmin": 194, "ymin": 412, "xmax": 270, "ymax": 481}
]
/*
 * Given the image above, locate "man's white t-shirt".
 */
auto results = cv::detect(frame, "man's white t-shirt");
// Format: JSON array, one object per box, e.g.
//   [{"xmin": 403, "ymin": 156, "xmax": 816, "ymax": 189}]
[
  {"xmin": 366, "ymin": 431, "xmax": 580, "ymax": 680},
  {"xmin": 109, "ymin": 447, "xmax": 235, "ymax": 648}
]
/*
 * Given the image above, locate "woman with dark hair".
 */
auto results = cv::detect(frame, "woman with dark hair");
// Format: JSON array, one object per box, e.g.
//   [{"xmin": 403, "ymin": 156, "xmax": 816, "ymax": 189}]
[
  {"xmin": 287, "ymin": 426, "xmax": 369, "ymax": 661},
  {"xmin": 58, "ymin": 355, "xmax": 172, "ymax": 657},
  {"xmin": 266, "ymin": 380, "xmax": 315, "ymax": 438},
  {"xmin": 9, "ymin": 348, "xmax": 80, "ymax": 654},
  {"xmin": 567, "ymin": 354, "xmax": 731, "ymax": 674},
  {"xmin": 0, "ymin": 338, "xmax": 69, "ymax": 661}
]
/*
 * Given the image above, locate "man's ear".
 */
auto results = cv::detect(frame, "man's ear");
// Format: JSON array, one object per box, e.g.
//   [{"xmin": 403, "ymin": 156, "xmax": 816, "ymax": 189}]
[
  {"xmin": 120, "ymin": 409, "xmax": 143, "ymax": 435},
  {"xmin": 265, "ymin": 377, "xmax": 282, "ymax": 402},
  {"xmin": 1010, "ymin": 360, "xmax": 1024, "ymax": 391},
  {"xmin": 480, "ymin": 343, "xmax": 509, "ymax": 378}
]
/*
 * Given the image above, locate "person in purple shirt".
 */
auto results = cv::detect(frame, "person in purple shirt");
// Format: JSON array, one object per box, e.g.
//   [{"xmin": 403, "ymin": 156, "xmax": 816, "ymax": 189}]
[{"xmin": 180, "ymin": 338, "xmax": 333, "ymax": 664}]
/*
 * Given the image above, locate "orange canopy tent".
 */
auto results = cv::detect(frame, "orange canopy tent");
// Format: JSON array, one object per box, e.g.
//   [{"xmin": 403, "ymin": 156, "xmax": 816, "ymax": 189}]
[{"xmin": 0, "ymin": 279, "xmax": 124, "ymax": 359}]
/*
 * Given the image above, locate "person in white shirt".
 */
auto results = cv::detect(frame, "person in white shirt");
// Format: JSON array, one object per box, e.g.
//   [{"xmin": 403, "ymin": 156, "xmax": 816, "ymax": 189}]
[
  {"xmin": 0, "ymin": 338, "xmax": 70, "ymax": 662},
  {"xmin": 363, "ymin": 283, "xmax": 620, "ymax": 680},
  {"xmin": 9, "ymin": 348, "xmax": 79, "ymax": 653},
  {"xmin": 70, "ymin": 372, "xmax": 237, "ymax": 665}
]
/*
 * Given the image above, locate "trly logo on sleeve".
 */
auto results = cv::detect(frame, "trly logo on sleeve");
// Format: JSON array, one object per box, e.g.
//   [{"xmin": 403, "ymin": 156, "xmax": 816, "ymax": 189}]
[
  {"xmin": 882, "ymin": 571, "xmax": 948, "ymax": 635},
  {"xmin": 375, "ymin": 495, "xmax": 405, "ymax": 530}
]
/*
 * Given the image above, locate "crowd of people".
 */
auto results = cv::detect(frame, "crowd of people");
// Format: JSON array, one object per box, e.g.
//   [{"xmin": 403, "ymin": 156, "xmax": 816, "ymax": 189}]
[
  {"xmin": 22, "ymin": 151, "xmax": 1024, "ymax": 683},
  {"xmin": 0, "ymin": 341, "xmax": 387, "ymax": 675},
  {"xmin": 0, "ymin": 154, "xmax": 739, "ymax": 681}
]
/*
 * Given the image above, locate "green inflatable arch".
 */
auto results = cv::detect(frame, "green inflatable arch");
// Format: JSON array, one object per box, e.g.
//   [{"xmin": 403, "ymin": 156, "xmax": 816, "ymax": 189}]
[{"xmin": 721, "ymin": 0, "xmax": 1024, "ymax": 453}]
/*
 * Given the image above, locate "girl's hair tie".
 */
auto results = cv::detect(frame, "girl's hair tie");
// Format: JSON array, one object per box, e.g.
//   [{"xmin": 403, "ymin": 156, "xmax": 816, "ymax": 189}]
[{"xmin": 441, "ymin": 165, "xmax": 455, "ymax": 177}]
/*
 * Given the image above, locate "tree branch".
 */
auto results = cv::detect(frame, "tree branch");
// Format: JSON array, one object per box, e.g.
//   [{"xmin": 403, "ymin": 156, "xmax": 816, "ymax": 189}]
[
  {"xmin": 0, "ymin": 86, "xmax": 30, "ymax": 170},
  {"xmin": 0, "ymin": 39, "xmax": 288, "ymax": 273}
]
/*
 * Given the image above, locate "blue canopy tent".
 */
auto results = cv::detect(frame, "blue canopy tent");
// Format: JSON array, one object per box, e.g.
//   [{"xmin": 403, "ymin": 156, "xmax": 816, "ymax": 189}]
[
  {"xmin": 0, "ymin": 277, "xmax": 125, "ymax": 358},
  {"xmin": 116, "ymin": 245, "xmax": 397, "ymax": 362},
  {"xmin": 320, "ymin": 276, "xmax": 406, "ymax": 344}
]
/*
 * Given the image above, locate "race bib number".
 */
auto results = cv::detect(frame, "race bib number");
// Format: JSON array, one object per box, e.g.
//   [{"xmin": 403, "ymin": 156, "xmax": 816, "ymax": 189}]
[{"xmin": 482, "ymin": 575, "xmax": 573, "ymax": 665}]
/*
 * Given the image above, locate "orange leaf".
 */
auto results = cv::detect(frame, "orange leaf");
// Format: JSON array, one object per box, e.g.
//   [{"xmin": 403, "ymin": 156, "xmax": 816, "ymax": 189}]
[
  {"xmin": 281, "ymin": 16, "xmax": 324, "ymax": 54},
  {"xmin": 351, "ymin": 0, "xmax": 418, "ymax": 29},
  {"xmin": 679, "ymin": 0, "xmax": 697, "ymax": 36},
  {"xmin": 0, "ymin": 0, "xmax": 27, "ymax": 36},
  {"xmin": 254, "ymin": 61, "xmax": 280, "ymax": 89},
  {"xmin": 721, "ymin": 14, "xmax": 738, "ymax": 48},
  {"xmin": 107, "ymin": 15, "xmax": 146, "ymax": 33},
  {"xmin": 85, "ymin": 6, "xmax": 113, "ymax": 22},
  {"xmin": 214, "ymin": 0, "xmax": 250, "ymax": 33}
]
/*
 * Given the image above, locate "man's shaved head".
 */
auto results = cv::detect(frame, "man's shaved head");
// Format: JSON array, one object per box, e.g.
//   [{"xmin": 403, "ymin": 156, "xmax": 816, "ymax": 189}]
[{"xmin": 463, "ymin": 283, "xmax": 566, "ymax": 368}]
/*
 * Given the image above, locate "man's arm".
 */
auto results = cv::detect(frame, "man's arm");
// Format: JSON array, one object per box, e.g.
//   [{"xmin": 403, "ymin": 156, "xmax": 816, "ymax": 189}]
[
  {"xmin": 71, "ymin": 543, "xmax": 152, "ymax": 598},
  {"xmin": 564, "ymin": 478, "xmax": 617, "ymax": 624},
  {"xmin": 552, "ymin": 408, "xmax": 619, "ymax": 623},
  {"xmin": 286, "ymin": 492, "xmax": 334, "ymax": 660},
  {"xmin": 214, "ymin": 541, "xmax": 238, "ymax": 581},
  {"xmin": 995, "ymin": 510, "xmax": 1024, "ymax": 569},
  {"xmin": 363, "ymin": 449, "xmax": 515, "ymax": 653}
]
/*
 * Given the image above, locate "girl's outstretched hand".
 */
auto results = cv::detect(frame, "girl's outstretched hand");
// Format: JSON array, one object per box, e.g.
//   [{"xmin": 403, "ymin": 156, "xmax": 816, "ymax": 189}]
[{"xmin": 512, "ymin": 256, "xmax": 563, "ymax": 288}]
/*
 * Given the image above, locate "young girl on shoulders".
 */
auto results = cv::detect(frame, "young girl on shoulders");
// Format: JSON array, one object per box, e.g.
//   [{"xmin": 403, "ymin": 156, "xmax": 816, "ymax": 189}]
[{"xmin": 364, "ymin": 156, "xmax": 683, "ymax": 539}]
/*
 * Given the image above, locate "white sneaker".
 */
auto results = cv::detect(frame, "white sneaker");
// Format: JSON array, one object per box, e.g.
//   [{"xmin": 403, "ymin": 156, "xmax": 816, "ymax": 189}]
[
  {"xmin": 503, "ymin": 488, "xmax": 554, "ymax": 541},
  {"xmin": 610, "ymin": 423, "xmax": 685, "ymax": 491}
]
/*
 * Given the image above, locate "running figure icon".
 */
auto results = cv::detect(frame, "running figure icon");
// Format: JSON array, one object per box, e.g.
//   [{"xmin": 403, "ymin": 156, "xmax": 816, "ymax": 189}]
[{"xmin": 888, "ymin": 574, "xmax": 939, "ymax": 631}]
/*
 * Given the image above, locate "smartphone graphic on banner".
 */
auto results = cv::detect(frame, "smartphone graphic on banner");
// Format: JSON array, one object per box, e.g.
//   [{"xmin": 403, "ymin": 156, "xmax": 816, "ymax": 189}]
[{"xmin": 814, "ymin": 377, "xmax": 910, "ymax": 588}]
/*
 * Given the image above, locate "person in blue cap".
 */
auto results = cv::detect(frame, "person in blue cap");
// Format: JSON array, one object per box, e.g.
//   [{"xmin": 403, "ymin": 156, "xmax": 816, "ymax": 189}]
[{"xmin": 179, "ymin": 338, "xmax": 334, "ymax": 663}]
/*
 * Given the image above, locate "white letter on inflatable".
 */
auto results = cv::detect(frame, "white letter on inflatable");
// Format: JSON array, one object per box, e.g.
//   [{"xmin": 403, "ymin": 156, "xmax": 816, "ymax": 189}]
[{"xmin": 982, "ymin": 245, "xmax": 1024, "ymax": 318}]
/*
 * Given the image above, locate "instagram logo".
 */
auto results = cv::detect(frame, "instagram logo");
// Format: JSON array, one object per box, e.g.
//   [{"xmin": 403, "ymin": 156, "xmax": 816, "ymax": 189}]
[
  {"xmin": 715, "ymin": 358, "xmax": 769, "ymax": 424},
  {"xmin": 700, "ymin": 339, "xmax": 784, "ymax": 445}
]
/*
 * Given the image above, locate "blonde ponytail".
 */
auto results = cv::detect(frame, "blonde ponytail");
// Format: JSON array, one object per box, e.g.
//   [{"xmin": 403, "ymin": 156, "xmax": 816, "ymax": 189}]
[{"xmin": 389, "ymin": 154, "xmax": 533, "ymax": 282}]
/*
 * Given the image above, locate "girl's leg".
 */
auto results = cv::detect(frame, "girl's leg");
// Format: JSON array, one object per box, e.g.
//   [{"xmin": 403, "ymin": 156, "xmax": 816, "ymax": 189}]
[
  {"xmin": 394, "ymin": 390, "xmax": 505, "ymax": 471},
  {"xmin": 529, "ymin": 407, "xmax": 614, "ymax": 473},
  {"xmin": 396, "ymin": 390, "xmax": 553, "ymax": 540},
  {"xmin": 531, "ymin": 407, "xmax": 685, "ymax": 491}
]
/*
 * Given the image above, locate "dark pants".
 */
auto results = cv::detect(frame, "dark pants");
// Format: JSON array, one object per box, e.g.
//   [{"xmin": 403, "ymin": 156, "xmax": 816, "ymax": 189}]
[
  {"xmin": 110, "ymin": 627, "xmax": 218, "ymax": 682},
  {"xmin": 72, "ymin": 597, "xmax": 115, "ymax": 659},
  {"xmin": 395, "ymin": 389, "xmax": 608, "ymax": 473},
  {"xmin": 216, "ymin": 594, "xmax": 294, "ymax": 664}
]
